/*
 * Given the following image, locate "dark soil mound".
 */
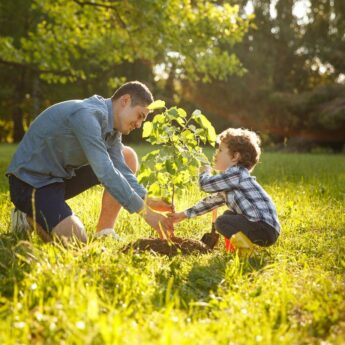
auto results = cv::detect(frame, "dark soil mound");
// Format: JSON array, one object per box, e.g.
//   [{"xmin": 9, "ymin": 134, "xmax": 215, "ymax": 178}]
[{"xmin": 123, "ymin": 236, "xmax": 211, "ymax": 256}]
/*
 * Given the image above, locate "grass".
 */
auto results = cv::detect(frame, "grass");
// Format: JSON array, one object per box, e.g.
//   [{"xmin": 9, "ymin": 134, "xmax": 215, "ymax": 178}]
[{"xmin": 0, "ymin": 144, "xmax": 344, "ymax": 344}]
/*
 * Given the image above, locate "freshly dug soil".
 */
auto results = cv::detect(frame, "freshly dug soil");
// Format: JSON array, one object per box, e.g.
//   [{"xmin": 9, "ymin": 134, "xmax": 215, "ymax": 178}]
[{"xmin": 123, "ymin": 236, "xmax": 211, "ymax": 256}]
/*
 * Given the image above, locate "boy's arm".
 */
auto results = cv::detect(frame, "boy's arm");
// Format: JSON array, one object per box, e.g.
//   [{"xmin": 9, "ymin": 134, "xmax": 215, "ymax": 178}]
[
  {"xmin": 185, "ymin": 193, "xmax": 225, "ymax": 218},
  {"xmin": 199, "ymin": 168, "xmax": 240, "ymax": 193}
]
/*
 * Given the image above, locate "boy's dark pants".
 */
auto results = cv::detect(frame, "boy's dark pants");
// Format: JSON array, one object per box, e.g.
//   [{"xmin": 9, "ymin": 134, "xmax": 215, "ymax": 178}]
[{"xmin": 215, "ymin": 211, "xmax": 279, "ymax": 247}]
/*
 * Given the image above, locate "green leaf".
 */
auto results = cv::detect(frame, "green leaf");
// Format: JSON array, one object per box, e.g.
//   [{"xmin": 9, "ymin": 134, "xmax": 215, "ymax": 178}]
[
  {"xmin": 157, "ymin": 172, "xmax": 169, "ymax": 185},
  {"xmin": 207, "ymin": 126, "xmax": 217, "ymax": 146},
  {"xmin": 177, "ymin": 108, "xmax": 187, "ymax": 118},
  {"xmin": 142, "ymin": 121, "xmax": 153, "ymax": 138},
  {"xmin": 175, "ymin": 117, "xmax": 185, "ymax": 126},
  {"xmin": 141, "ymin": 149, "xmax": 160, "ymax": 162},
  {"xmin": 152, "ymin": 114, "xmax": 165, "ymax": 124},
  {"xmin": 148, "ymin": 100, "xmax": 166, "ymax": 110},
  {"xmin": 154, "ymin": 162, "xmax": 164, "ymax": 171},
  {"xmin": 137, "ymin": 168, "xmax": 153, "ymax": 185},
  {"xmin": 165, "ymin": 160, "xmax": 178, "ymax": 174},
  {"xmin": 148, "ymin": 182, "xmax": 161, "ymax": 197},
  {"xmin": 193, "ymin": 113, "xmax": 211, "ymax": 129},
  {"xmin": 193, "ymin": 113, "xmax": 216, "ymax": 145},
  {"xmin": 181, "ymin": 129, "xmax": 197, "ymax": 146},
  {"xmin": 167, "ymin": 107, "xmax": 179, "ymax": 117}
]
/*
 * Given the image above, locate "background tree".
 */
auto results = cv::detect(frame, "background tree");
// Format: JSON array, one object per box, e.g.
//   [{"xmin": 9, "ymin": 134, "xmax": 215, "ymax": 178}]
[
  {"xmin": 180, "ymin": 0, "xmax": 345, "ymax": 150},
  {"xmin": 1, "ymin": 0, "xmax": 344, "ymax": 150},
  {"xmin": 0, "ymin": 0, "xmax": 251, "ymax": 142}
]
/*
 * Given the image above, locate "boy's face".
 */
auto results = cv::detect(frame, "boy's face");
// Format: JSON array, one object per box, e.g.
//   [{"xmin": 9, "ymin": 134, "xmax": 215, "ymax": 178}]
[{"xmin": 214, "ymin": 142, "xmax": 239, "ymax": 172}]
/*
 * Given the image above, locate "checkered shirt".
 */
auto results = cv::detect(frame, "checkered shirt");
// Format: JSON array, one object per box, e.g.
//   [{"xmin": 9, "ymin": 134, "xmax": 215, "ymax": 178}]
[{"xmin": 185, "ymin": 165, "xmax": 281, "ymax": 233}]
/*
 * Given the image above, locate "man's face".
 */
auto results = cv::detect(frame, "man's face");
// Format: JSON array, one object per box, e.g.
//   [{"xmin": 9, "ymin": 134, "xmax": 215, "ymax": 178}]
[{"xmin": 116, "ymin": 95, "xmax": 150, "ymax": 135}]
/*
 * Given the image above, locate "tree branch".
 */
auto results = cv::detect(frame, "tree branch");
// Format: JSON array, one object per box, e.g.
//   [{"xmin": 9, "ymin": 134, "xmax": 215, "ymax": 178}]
[
  {"xmin": 72, "ymin": 0, "xmax": 121, "ymax": 10},
  {"xmin": 0, "ymin": 58, "xmax": 73, "ymax": 77},
  {"xmin": 72, "ymin": 0, "xmax": 127, "ymax": 29}
]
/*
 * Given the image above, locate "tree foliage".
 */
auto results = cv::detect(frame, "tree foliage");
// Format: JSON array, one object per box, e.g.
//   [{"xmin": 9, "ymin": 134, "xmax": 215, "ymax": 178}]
[
  {"xmin": 183, "ymin": 0, "xmax": 345, "ymax": 148},
  {"xmin": 1, "ymin": 0, "xmax": 344, "ymax": 148},
  {"xmin": 1, "ymin": 0, "xmax": 250, "ymax": 83},
  {"xmin": 0, "ymin": 0, "xmax": 251, "ymax": 142}
]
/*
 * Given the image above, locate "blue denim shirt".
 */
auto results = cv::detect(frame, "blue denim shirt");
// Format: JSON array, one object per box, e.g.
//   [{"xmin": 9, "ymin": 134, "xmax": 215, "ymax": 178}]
[{"xmin": 7, "ymin": 95, "xmax": 146, "ymax": 213}]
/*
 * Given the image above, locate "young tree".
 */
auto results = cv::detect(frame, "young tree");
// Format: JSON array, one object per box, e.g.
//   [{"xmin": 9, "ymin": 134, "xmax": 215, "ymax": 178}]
[{"xmin": 138, "ymin": 100, "xmax": 216, "ymax": 209}]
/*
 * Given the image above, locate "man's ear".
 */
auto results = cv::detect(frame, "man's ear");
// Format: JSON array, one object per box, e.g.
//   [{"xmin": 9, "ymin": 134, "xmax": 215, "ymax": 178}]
[{"xmin": 121, "ymin": 94, "xmax": 131, "ymax": 107}]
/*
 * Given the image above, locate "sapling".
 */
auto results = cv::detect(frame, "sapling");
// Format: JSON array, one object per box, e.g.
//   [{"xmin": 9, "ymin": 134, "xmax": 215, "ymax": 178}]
[{"xmin": 138, "ymin": 100, "xmax": 216, "ymax": 211}]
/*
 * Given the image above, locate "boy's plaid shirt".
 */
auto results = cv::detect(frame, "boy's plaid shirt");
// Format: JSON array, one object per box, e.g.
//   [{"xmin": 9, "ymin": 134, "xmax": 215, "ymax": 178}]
[{"xmin": 185, "ymin": 165, "xmax": 281, "ymax": 233}]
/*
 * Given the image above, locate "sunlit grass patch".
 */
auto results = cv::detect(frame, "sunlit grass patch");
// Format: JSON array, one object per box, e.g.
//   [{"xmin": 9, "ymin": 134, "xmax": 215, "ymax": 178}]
[{"xmin": 0, "ymin": 145, "xmax": 344, "ymax": 344}]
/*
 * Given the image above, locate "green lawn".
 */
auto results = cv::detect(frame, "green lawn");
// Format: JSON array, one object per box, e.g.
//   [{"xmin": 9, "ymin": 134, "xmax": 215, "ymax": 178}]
[{"xmin": 0, "ymin": 144, "xmax": 344, "ymax": 344}]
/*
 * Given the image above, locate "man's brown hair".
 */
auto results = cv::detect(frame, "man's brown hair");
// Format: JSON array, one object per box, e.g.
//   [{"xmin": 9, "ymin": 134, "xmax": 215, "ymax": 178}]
[
  {"xmin": 217, "ymin": 128, "xmax": 261, "ymax": 171},
  {"xmin": 111, "ymin": 81, "xmax": 153, "ymax": 106}
]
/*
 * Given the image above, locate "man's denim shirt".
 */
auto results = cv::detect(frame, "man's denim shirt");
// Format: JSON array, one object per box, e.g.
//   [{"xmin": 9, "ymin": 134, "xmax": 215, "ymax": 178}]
[{"xmin": 7, "ymin": 95, "xmax": 146, "ymax": 213}]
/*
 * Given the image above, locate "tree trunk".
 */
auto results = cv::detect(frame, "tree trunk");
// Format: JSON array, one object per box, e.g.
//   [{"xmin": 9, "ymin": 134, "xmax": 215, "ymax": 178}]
[{"xmin": 12, "ymin": 68, "xmax": 26, "ymax": 142}]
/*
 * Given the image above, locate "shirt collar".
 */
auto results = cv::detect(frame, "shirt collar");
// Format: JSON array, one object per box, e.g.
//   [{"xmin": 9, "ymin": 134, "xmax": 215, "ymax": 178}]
[
  {"xmin": 105, "ymin": 98, "xmax": 115, "ymax": 132},
  {"xmin": 225, "ymin": 165, "xmax": 241, "ymax": 173}
]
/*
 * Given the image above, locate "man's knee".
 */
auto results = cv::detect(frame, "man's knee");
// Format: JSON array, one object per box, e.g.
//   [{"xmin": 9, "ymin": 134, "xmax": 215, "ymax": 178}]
[
  {"xmin": 51, "ymin": 215, "xmax": 87, "ymax": 243},
  {"xmin": 122, "ymin": 145, "xmax": 139, "ymax": 174}
]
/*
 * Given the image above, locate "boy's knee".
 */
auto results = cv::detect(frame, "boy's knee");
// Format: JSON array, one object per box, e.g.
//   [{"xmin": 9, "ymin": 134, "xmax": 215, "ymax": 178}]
[
  {"xmin": 215, "ymin": 215, "xmax": 237, "ymax": 239},
  {"xmin": 122, "ymin": 145, "xmax": 139, "ymax": 174},
  {"xmin": 215, "ymin": 216, "xmax": 226, "ymax": 236}
]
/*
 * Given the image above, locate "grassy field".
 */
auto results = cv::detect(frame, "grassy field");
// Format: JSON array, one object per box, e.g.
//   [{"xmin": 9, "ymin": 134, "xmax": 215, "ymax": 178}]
[{"xmin": 0, "ymin": 144, "xmax": 344, "ymax": 344}]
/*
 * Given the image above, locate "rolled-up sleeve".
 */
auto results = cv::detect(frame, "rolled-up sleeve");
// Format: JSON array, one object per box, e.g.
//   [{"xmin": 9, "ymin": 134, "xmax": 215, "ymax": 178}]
[
  {"xmin": 108, "ymin": 134, "xmax": 147, "ymax": 199},
  {"xmin": 69, "ymin": 109, "xmax": 144, "ymax": 213}
]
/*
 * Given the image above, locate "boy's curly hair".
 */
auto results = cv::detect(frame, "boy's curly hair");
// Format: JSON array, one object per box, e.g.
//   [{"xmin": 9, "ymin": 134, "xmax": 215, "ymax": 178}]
[{"xmin": 217, "ymin": 128, "xmax": 261, "ymax": 171}]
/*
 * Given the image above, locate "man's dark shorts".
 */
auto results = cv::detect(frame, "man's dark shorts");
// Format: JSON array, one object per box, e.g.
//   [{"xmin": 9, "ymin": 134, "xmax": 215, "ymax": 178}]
[{"xmin": 8, "ymin": 166, "xmax": 100, "ymax": 233}]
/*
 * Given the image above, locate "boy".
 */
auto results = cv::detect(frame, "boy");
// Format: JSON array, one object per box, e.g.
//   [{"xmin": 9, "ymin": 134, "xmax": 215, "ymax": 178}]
[{"xmin": 170, "ymin": 128, "xmax": 280, "ymax": 248}]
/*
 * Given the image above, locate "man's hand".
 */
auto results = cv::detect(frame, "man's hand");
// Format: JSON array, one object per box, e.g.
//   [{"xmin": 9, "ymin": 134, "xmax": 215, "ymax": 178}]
[
  {"xmin": 199, "ymin": 165, "xmax": 211, "ymax": 174},
  {"xmin": 146, "ymin": 197, "xmax": 174, "ymax": 212},
  {"xmin": 141, "ymin": 207, "xmax": 174, "ymax": 239},
  {"xmin": 167, "ymin": 211, "xmax": 187, "ymax": 224}
]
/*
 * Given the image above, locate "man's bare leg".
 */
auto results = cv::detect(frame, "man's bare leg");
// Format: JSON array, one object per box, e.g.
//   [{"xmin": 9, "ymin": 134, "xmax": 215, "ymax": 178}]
[
  {"xmin": 27, "ymin": 214, "xmax": 87, "ymax": 244},
  {"xmin": 95, "ymin": 145, "xmax": 139, "ymax": 233}
]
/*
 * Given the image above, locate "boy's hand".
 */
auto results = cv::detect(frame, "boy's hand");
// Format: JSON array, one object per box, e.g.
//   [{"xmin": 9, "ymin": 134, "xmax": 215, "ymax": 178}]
[
  {"xmin": 167, "ymin": 211, "xmax": 187, "ymax": 224},
  {"xmin": 199, "ymin": 165, "xmax": 211, "ymax": 174},
  {"xmin": 146, "ymin": 197, "xmax": 174, "ymax": 212}
]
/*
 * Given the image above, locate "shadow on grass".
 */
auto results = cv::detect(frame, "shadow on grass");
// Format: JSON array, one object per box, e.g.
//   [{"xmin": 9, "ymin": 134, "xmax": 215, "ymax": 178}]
[
  {"xmin": 150, "ymin": 248, "xmax": 272, "ymax": 309},
  {"xmin": 181, "ymin": 252, "xmax": 271, "ymax": 303},
  {"xmin": 0, "ymin": 232, "xmax": 35, "ymax": 297}
]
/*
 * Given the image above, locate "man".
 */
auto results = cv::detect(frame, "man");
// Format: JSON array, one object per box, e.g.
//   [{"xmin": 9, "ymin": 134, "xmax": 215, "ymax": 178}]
[{"xmin": 7, "ymin": 81, "xmax": 173, "ymax": 243}]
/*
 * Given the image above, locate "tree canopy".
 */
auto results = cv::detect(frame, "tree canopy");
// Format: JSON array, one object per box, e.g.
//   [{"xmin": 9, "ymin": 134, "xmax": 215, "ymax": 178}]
[
  {"xmin": 0, "ymin": 0, "xmax": 252, "ymax": 141},
  {"xmin": 0, "ymin": 0, "xmax": 344, "ymax": 150},
  {"xmin": 183, "ymin": 0, "xmax": 345, "ymax": 150}
]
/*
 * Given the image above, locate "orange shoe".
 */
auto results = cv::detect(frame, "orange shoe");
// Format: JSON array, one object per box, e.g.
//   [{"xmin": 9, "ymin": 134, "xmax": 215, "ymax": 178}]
[{"xmin": 224, "ymin": 237, "xmax": 235, "ymax": 252}]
